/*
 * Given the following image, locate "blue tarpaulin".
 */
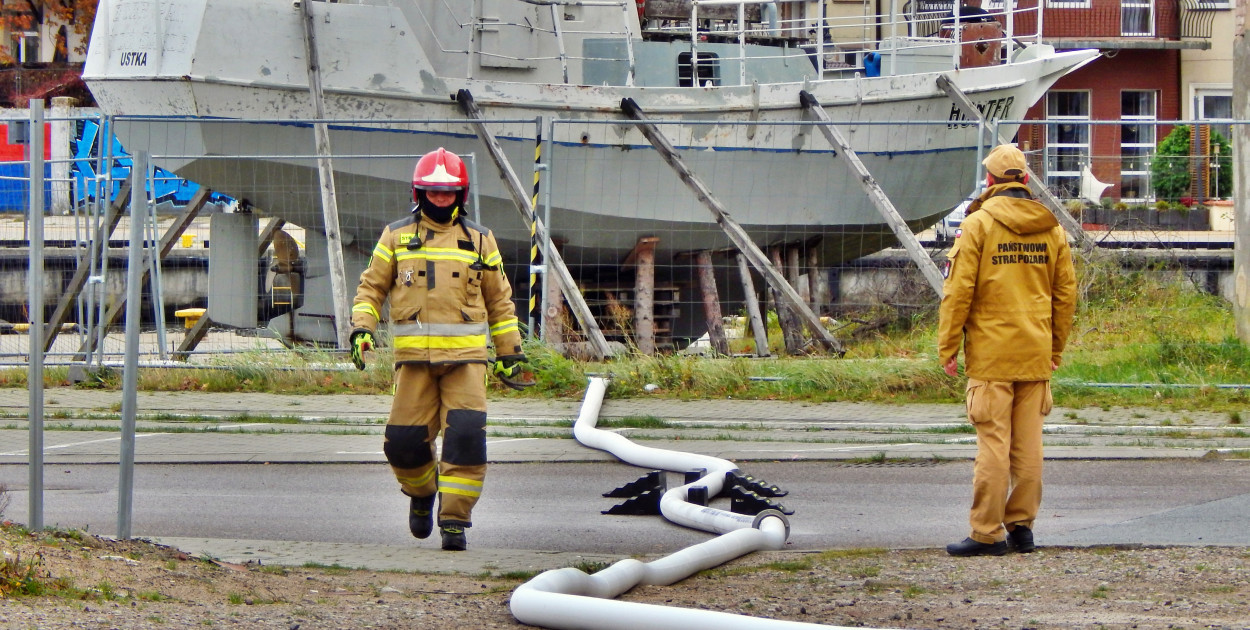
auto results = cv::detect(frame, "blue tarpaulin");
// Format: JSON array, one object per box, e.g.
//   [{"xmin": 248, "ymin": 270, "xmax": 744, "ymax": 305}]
[
  {"xmin": 0, "ymin": 118, "xmax": 231, "ymax": 214},
  {"xmin": 0, "ymin": 162, "xmax": 52, "ymax": 213}
]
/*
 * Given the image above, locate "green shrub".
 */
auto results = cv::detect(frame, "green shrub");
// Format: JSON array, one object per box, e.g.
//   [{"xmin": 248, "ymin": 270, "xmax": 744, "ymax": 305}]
[{"xmin": 1151, "ymin": 125, "xmax": 1233, "ymax": 200}]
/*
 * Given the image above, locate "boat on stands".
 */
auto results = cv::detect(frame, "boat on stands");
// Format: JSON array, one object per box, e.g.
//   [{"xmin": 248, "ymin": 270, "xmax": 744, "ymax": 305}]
[{"xmin": 81, "ymin": 0, "xmax": 1095, "ymax": 342}]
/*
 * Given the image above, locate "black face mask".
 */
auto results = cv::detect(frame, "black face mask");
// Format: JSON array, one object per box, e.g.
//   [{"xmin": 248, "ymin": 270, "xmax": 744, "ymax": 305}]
[
  {"xmin": 422, "ymin": 203, "xmax": 458, "ymax": 224},
  {"xmin": 414, "ymin": 189, "xmax": 463, "ymax": 224}
]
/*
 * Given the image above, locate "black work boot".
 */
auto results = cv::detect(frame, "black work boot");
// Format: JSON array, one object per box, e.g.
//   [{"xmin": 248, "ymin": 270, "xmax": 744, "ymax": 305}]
[
  {"xmin": 1007, "ymin": 526, "xmax": 1035, "ymax": 553},
  {"xmin": 946, "ymin": 537, "xmax": 1008, "ymax": 557},
  {"xmin": 440, "ymin": 525, "xmax": 467, "ymax": 551},
  {"xmin": 407, "ymin": 495, "xmax": 435, "ymax": 539}
]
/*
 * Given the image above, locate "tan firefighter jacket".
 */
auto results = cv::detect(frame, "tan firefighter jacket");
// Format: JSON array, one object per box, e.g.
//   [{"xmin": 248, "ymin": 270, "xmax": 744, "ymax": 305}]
[
  {"xmin": 937, "ymin": 182, "xmax": 1077, "ymax": 382},
  {"xmin": 351, "ymin": 212, "xmax": 523, "ymax": 365}
]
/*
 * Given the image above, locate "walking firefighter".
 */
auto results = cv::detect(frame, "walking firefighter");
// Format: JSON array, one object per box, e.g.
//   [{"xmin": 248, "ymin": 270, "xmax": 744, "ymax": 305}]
[{"xmin": 348, "ymin": 147, "xmax": 534, "ymax": 551}]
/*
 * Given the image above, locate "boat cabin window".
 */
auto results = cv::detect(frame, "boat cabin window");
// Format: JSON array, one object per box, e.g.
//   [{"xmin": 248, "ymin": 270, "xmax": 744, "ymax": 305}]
[{"xmin": 678, "ymin": 52, "xmax": 720, "ymax": 87}]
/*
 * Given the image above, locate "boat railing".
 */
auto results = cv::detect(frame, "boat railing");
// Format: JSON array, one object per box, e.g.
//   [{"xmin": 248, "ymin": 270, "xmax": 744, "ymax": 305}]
[
  {"xmin": 420, "ymin": 0, "xmax": 1044, "ymax": 87},
  {"xmin": 811, "ymin": 1, "xmax": 1044, "ymax": 80},
  {"xmin": 869, "ymin": 1, "xmax": 1042, "ymax": 78},
  {"xmin": 643, "ymin": 0, "xmax": 1045, "ymax": 83}
]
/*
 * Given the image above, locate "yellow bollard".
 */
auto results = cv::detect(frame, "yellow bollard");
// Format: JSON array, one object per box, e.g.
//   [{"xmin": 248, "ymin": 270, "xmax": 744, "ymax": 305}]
[{"xmin": 174, "ymin": 307, "xmax": 207, "ymax": 329}]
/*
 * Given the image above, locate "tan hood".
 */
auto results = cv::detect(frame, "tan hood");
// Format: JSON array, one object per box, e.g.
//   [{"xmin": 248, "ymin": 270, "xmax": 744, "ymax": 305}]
[{"xmin": 978, "ymin": 183, "xmax": 1058, "ymax": 236}]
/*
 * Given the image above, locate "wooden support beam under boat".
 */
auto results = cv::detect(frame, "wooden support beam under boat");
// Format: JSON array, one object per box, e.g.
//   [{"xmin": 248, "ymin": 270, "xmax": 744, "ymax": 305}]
[
  {"xmin": 806, "ymin": 238, "xmax": 830, "ymax": 312},
  {"xmin": 543, "ymin": 237, "xmax": 568, "ymax": 352},
  {"xmin": 786, "ymin": 244, "xmax": 807, "ymax": 305},
  {"xmin": 456, "ymin": 89, "xmax": 613, "ymax": 360},
  {"xmin": 300, "ymin": 0, "xmax": 352, "ymax": 350},
  {"xmin": 735, "ymin": 253, "xmax": 771, "ymax": 357},
  {"xmin": 935, "ymin": 74, "xmax": 1092, "ymax": 253},
  {"xmin": 799, "ymin": 90, "xmax": 947, "ymax": 297},
  {"xmin": 43, "ymin": 181, "xmax": 132, "ymax": 353},
  {"xmin": 770, "ymin": 245, "xmax": 805, "ymax": 356},
  {"xmin": 74, "ymin": 186, "xmax": 216, "ymax": 362},
  {"xmin": 695, "ymin": 250, "xmax": 729, "ymax": 356},
  {"xmin": 173, "ymin": 311, "xmax": 214, "ymax": 362},
  {"xmin": 620, "ymin": 97, "xmax": 843, "ymax": 355},
  {"xmin": 632, "ymin": 236, "xmax": 659, "ymax": 355}
]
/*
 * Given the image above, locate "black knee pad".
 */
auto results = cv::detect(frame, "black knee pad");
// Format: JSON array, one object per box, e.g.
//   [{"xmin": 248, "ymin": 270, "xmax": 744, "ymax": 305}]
[
  {"xmin": 383, "ymin": 424, "xmax": 433, "ymax": 469},
  {"xmin": 443, "ymin": 409, "xmax": 487, "ymax": 465}
]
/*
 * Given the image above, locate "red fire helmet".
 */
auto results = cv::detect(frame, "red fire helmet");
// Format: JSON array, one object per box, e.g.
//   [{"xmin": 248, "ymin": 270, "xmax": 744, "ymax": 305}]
[{"xmin": 412, "ymin": 148, "xmax": 468, "ymax": 202}]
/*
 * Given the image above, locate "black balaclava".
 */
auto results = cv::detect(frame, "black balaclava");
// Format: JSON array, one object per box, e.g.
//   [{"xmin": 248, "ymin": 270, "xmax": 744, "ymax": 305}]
[{"xmin": 414, "ymin": 188, "xmax": 465, "ymax": 224}]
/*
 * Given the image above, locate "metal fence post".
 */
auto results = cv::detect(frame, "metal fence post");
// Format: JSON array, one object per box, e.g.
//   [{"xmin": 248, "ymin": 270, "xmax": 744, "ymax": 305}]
[
  {"xmin": 118, "ymin": 151, "xmax": 146, "ymax": 540},
  {"xmin": 539, "ymin": 116, "xmax": 555, "ymax": 342},
  {"xmin": 27, "ymin": 100, "xmax": 45, "ymax": 532}
]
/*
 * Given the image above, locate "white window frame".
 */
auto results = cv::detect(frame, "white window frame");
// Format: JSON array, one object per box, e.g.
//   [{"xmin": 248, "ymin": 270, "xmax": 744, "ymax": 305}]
[
  {"xmin": 1193, "ymin": 84, "xmax": 1232, "ymax": 140},
  {"xmin": 1121, "ymin": 0, "xmax": 1154, "ymax": 36},
  {"xmin": 1119, "ymin": 90, "xmax": 1156, "ymax": 203},
  {"xmin": 1045, "ymin": 91, "xmax": 1091, "ymax": 200},
  {"xmin": 1045, "ymin": 0, "xmax": 1092, "ymax": 8},
  {"xmin": 1193, "ymin": 0, "xmax": 1232, "ymax": 10},
  {"xmin": 13, "ymin": 31, "xmax": 38, "ymax": 64}
]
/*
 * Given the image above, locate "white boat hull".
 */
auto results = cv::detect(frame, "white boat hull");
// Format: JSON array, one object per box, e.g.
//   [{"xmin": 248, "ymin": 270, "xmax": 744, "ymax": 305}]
[
  {"xmin": 83, "ymin": 0, "xmax": 1096, "ymax": 267},
  {"xmin": 80, "ymin": 0, "xmax": 1097, "ymax": 344}
]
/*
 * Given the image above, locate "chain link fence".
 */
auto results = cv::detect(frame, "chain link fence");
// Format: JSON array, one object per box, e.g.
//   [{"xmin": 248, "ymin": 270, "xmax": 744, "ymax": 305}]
[{"xmin": 0, "ymin": 111, "xmax": 1238, "ymax": 366}]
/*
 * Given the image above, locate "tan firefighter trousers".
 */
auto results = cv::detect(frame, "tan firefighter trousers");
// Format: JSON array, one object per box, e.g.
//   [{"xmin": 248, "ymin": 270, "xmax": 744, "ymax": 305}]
[
  {"xmin": 965, "ymin": 379, "xmax": 1052, "ymax": 544},
  {"xmin": 384, "ymin": 362, "xmax": 488, "ymax": 528}
]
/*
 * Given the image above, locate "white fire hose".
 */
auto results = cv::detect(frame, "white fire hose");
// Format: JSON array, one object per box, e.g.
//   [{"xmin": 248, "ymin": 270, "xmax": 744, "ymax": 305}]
[{"xmin": 509, "ymin": 377, "xmax": 888, "ymax": 630}]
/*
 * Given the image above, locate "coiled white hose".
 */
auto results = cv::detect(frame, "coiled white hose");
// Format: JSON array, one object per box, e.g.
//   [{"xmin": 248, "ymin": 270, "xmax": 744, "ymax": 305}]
[{"xmin": 510, "ymin": 377, "xmax": 887, "ymax": 630}]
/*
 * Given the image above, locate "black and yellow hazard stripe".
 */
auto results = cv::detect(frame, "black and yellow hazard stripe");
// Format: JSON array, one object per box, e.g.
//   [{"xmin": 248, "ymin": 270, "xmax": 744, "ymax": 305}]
[{"xmin": 528, "ymin": 130, "xmax": 542, "ymax": 331}]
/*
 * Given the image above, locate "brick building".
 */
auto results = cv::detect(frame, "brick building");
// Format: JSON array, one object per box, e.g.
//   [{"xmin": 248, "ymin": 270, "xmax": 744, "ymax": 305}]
[{"xmin": 1007, "ymin": 0, "xmax": 1230, "ymax": 202}]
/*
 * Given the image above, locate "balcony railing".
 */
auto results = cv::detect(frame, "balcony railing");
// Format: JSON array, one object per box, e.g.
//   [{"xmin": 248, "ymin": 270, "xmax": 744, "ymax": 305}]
[
  {"xmin": 1006, "ymin": 0, "xmax": 1218, "ymax": 42},
  {"xmin": 1180, "ymin": 0, "xmax": 1224, "ymax": 39}
]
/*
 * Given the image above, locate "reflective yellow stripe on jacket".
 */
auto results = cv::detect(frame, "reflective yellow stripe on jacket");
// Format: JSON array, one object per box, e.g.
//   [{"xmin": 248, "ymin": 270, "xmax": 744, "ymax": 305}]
[
  {"xmin": 490, "ymin": 318, "xmax": 519, "ymax": 337},
  {"xmin": 372, "ymin": 243, "xmax": 394, "ymax": 263},
  {"xmin": 391, "ymin": 322, "xmax": 489, "ymax": 350},
  {"xmin": 395, "ymin": 247, "xmax": 481, "ymax": 265},
  {"xmin": 352, "ymin": 303, "xmax": 380, "ymax": 320}
]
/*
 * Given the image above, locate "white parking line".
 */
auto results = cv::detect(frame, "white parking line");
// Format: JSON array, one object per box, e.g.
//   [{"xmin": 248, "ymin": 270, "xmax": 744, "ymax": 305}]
[
  {"xmin": 0, "ymin": 432, "xmax": 169, "ymax": 457},
  {"xmin": 736, "ymin": 443, "xmax": 928, "ymax": 453}
]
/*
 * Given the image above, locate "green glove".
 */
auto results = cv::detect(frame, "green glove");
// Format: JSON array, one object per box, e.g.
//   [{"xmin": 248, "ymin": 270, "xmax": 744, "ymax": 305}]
[
  {"xmin": 492, "ymin": 357, "xmax": 522, "ymax": 377},
  {"xmin": 492, "ymin": 355, "xmax": 535, "ymax": 390},
  {"xmin": 350, "ymin": 329, "xmax": 375, "ymax": 371}
]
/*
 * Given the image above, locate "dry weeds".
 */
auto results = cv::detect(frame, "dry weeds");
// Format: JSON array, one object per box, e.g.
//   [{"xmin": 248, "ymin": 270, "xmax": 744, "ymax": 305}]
[{"xmin": 2, "ymin": 523, "xmax": 1248, "ymax": 629}]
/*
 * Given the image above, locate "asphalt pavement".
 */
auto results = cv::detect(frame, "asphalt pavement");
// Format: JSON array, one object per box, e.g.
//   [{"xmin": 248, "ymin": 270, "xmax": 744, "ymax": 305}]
[{"xmin": 1, "ymin": 386, "xmax": 1248, "ymax": 576}]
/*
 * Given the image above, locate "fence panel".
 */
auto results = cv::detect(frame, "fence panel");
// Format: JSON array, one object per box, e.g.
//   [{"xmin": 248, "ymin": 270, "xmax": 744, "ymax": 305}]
[{"xmin": 0, "ymin": 115, "xmax": 1240, "ymax": 365}]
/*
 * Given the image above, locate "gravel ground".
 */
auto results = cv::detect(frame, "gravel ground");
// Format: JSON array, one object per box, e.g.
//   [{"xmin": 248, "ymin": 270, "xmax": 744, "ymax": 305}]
[{"xmin": 2, "ymin": 523, "xmax": 1249, "ymax": 629}]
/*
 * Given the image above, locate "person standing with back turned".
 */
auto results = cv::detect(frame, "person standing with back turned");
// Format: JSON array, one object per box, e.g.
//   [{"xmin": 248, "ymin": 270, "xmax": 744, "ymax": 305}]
[
  {"xmin": 349, "ymin": 147, "xmax": 529, "ymax": 551},
  {"xmin": 937, "ymin": 144, "xmax": 1077, "ymax": 557}
]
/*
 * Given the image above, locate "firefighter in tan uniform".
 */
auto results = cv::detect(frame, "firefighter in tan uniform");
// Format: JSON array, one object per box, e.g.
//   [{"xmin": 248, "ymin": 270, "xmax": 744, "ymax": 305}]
[
  {"xmin": 937, "ymin": 144, "xmax": 1077, "ymax": 557},
  {"xmin": 349, "ymin": 148, "xmax": 526, "ymax": 551}
]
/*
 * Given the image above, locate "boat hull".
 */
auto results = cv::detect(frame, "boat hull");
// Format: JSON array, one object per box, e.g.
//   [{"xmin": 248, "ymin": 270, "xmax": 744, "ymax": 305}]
[
  {"xmin": 79, "ymin": 0, "xmax": 1098, "ymax": 345},
  {"xmin": 82, "ymin": 0, "xmax": 1097, "ymax": 267},
  {"xmin": 116, "ymin": 114, "xmax": 963, "ymax": 266}
]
